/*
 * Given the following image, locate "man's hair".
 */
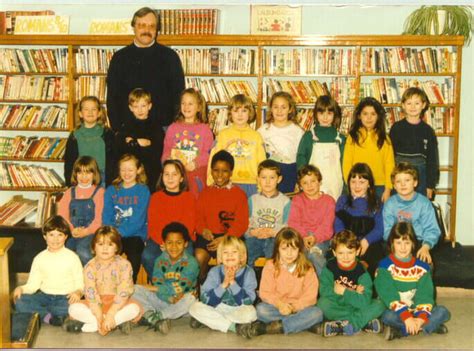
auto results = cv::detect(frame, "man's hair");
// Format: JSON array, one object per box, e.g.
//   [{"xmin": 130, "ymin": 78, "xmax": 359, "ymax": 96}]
[
  {"xmin": 162, "ymin": 222, "xmax": 191, "ymax": 242},
  {"xmin": 258, "ymin": 159, "xmax": 281, "ymax": 177},
  {"xmin": 131, "ymin": 7, "xmax": 158, "ymax": 27},
  {"xmin": 43, "ymin": 215, "xmax": 71, "ymax": 237},
  {"xmin": 391, "ymin": 161, "xmax": 419, "ymax": 183},
  {"xmin": 211, "ymin": 150, "xmax": 235, "ymax": 170},
  {"xmin": 129, "ymin": 88, "xmax": 152, "ymax": 105},
  {"xmin": 331, "ymin": 230, "xmax": 360, "ymax": 251}
]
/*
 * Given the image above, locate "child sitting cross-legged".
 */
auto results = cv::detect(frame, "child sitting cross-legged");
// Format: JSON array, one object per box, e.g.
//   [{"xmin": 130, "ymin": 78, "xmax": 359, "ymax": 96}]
[
  {"xmin": 133, "ymin": 222, "xmax": 199, "ymax": 335},
  {"xmin": 317, "ymin": 230, "xmax": 385, "ymax": 337}
]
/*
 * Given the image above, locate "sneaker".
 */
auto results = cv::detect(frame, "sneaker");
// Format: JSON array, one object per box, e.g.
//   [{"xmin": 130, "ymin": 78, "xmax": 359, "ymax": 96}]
[
  {"xmin": 119, "ymin": 321, "xmax": 133, "ymax": 335},
  {"xmin": 341, "ymin": 321, "xmax": 360, "ymax": 336},
  {"xmin": 50, "ymin": 315, "xmax": 66, "ymax": 327},
  {"xmin": 154, "ymin": 319, "xmax": 171, "ymax": 335},
  {"xmin": 62, "ymin": 317, "xmax": 84, "ymax": 333},
  {"xmin": 323, "ymin": 321, "xmax": 344, "ymax": 337},
  {"xmin": 143, "ymin": 310, "xmax": 162, "ymax": 330},
  {"xmin": 363, "ymin": 318, "xmax": 382, "ymax": 334},
  {"xmin": 384, "ymin": 325, "xmax": 403, "ymax": 341},
  {"xmin": 435, "ymin": 324, "xmax": 448, "ymax": 334},
  {"xmin": 235, "ymin": 323, "xmax": 253, "ymax": 339},
  {"xmin": 189, "ymin": 317, "xmax": 203, "ymax": 329}
]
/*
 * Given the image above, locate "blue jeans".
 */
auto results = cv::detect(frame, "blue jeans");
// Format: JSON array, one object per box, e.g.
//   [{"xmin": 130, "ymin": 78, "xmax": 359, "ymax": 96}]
[
  {"xmin": 381, "ymin": 305, "xmax": 450, "ymax": 335},
  {"xmin": 256, "ymin": 302, "xmax": 323, "ymax": 334},
  {"xmin": 66, "ymin": 235, "xmax": 94, "ymax": 266},
  {"xmin": 15, "ymin": 291, "xmax": 69, "ymax": 319},
  {"xmin": 234, "ymin": 183, "xmax": 257, "ymax": 198},
  {"xmin": 305, "ymin": 240, "xmax": 331, "ymax": 276},
  {"xmin": 141, "ymin": 239, "xmax": 194, "ymax": 278},
  {"xmin": 245, "ymin": 235, "xmax": 274, "ymax": 268}
]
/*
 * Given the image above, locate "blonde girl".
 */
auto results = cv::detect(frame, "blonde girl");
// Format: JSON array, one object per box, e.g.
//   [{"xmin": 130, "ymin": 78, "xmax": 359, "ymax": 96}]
[
  {"xmin": 102, "ymin": 153, "xmax": 150, "ymax": 283},
  {"xmin": 258, "ymin": 92, "xmax": 305, "ymax": 193},
  {"xmin": 65, "ymin": 226, "xmax": 143, "ymax": 335},
  {"xmin": 162, "ymin": 88, "xmax": 214, "ymax": 197},
  {"xmin": 58, "ymin": 156, "xmax": 104, "ymax": 266},
  {"xmin": 208, "ymin": 94, "xmax": 266, "ymax": 197},
  {"xmin": 64, "ymin": 95, "xmax": 115, "ymax": 187}
]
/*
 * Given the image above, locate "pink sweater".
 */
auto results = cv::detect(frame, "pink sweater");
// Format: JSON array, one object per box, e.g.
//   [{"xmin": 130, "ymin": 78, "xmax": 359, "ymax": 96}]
[{"xmin": 288, "ymin": 192, "xmax": 335, "ymax": 242}]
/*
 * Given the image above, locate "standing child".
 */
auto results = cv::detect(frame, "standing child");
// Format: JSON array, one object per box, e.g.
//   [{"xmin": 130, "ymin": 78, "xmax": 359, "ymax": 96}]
[
  {"xmin": 102, "ymin": 154, "xmax": 150, "ymax": 283},
  {"xmin": 208, "ymin": 94, "xmax": 266, "ymax": 197},
  {"xmin": 258, "ymin": 92, "xmax": 305, "ymax": 193},
  {"xmin": 117, "ymin": 88, "xmax": 164, "ymax": 192},
  {"xmin": 297, "ymin": 95, "xmax": 346, "ymax": 200},
  {"xmin": 375, "ymin": 222, "xmax": 450, "ymax": 340},
  {"xmin": 133, "ymin": 222, "xmax": 199, "ymax": 335},
  {"xmin": 245, "ymin": 160, "xmax": 291, "ymax": 268},
  {"xmin": 247, "ymin": 228, "xmax": 323, "ymax": 337},
  {"xmin": 64, "ymin": 95, "xmax": 115, "ymax": 187},
  {"xmin": 343, "ymin": 97, "xmax": 395, "ymax": 202},
  {"xmin": 162, "ymin": 88, "xmax": 214, "ymax": 197},
  {"xmin": 389, "ymin": 87, "xmax": 439, "ymax": 199},
  {"xmin": 13, "ymin": 215, "xmax": 83, "ymax": 326},
  {"xmin": 288, "ymin": 165, "xmax": 335, "ymax": 275},
  {"xmin": 64, "ymin": 226, "xmax": 142, "ymax": 335},
  {"xmin": 142, "ymin": 159, "xmax": 196, "ymax": 278},
  {"xmin": 189, "ymin": 236, "xmax": 258, "ymax": 338},
  {"xmin": 58, "ymin": 156, "xmax": 104, "ymax": 266},
  {"xmin": 317, "ymin": 230, "xmax": 385, "ymax": 337}
]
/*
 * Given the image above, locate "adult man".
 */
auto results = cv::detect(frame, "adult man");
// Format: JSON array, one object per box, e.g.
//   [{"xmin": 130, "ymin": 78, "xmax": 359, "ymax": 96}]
[{"xmin": 106, "ymin": 7, "xmax": 185, "ymax": 131}]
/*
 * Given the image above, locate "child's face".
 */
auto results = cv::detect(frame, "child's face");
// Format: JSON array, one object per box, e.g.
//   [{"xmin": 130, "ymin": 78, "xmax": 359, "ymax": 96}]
[
  {"xmin": 181, "ymin": 93, "xmax": 199, "ymax": 123},
  {"xmin": 162, "ymin": 164, "xmax": 183, "ymax": 192},
  {"xmin": 77, "ymin": 169, "xmax": 94, "ymax": 187},
  {"xmin": 393, "ymin": 172, "xmax": 418, "ymax": 200},
  {"xmin": 271, "ymin": 97, "xmax": 291, "ymax": 124},
  {"xmin": 359, "ymin": 106, "xmax": 378, "ymax": 130},
  {"xmin": 392, "ymin": 237, "xmax": 413, "ymax": 259},
  {"xmin": 221, "ymin": 245, "xmax": 240, "ymax": 268},
  {"xmin": 120, "ymin": 160, "xmax": 139, "ymax": 187},
  {"xmin": 279, "ymin": 242, "xmax": 299, "ymax": 266},
  {"xmin": 80, "ymin": 100, "xmax": 100, "ymax": 127},
  {"xmin": 129, "ymin": 98, "xmax": 152, "ymax": 120},
  {"xmin": 258, "ymin": 168, "xmax": 281, "ymax": 196},
  {"xmin": 94, "ymin": 235, "xmax": 118, "ymax": 262},
  {"xmin": 164, "ymin": 232, "xmax": 188, "ymax": 262},
  {"xmin": 43, "ymin": 230, "xmax": 67, "ymax": 253},
  {"xmin": 317, "ymin": 109, "xmax": 334, "ymax": 127},
  {"xmin": 299, "ymin": 173, "xmax": 321, "ymax": 198},
  {"xmin": 333, "ymin": 243, "xmax": 358, "ymax": 268},
  {"xmin": 231, "ymin": 106, "xmax": 250, "ymax": 128},
  {"xmin": 402, "ymin": 95, "xmax": 426, "ymax": 120},
  {"xmin": 211, "ymin": 160, "xmax": 232, "ymax": 187},
  {"xmin": 349, "ymin": 175, "xmax": 369, "ymax": 198}
]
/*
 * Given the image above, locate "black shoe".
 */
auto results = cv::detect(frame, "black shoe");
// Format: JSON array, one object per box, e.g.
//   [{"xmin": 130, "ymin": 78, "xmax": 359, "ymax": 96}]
[
  {"xmin": 189, "ymin": 317, "xmax": 203, "ymax": 329},
  {"xmin": 154, "ymin": 319, "xmax": 170, "ymax": 335},
  {"xmin": 384, "ymin": 325, "xmax": 403, "ymax": 341},
  {"xmin": 435, "ymin": 324, "xmax": 448, "ymax": 334},
  {"xmin": 235, "ymin": 323, "xmax": 253, "ymax": 339},
  {"xmin": 62, "ymin": 317, "xmax": 84, "ymax": 333},
  {"xmin": 265, "ymin": 320, "xmax": 283, "ymax": 334},
  {"xmin": 50, "ymin": 315, "xmax": 66, "ymax": 327},
  {"xmin": 119, "ymin": 321, "xmax": 133, "ymax": 335}
]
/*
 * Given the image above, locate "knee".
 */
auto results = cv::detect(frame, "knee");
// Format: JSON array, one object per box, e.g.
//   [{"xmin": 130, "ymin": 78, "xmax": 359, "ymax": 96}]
[{"xmin": 434, "ymin": 305, "xmax": 451, "ymax": 320}]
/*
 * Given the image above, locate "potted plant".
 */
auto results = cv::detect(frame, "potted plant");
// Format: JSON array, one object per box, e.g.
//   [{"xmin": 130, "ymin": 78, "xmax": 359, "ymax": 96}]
[{"xmin": 403, "ymin": 5, "xmax": 473, "ymax": 45}]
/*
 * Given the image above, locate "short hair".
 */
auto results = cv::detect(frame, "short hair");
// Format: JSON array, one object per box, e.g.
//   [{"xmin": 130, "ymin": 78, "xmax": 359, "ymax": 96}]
[
  {"xmin": 129, "ymin": 88, "xmax": 152, "ymax": 105},
  {"xmin": 157, "ymin": 159, "xmax": 189, "ymax": 192},
  {"xmin": 211, "ymin": 150, "xmax": 235, "ymax": 171},
  {"xmin": 71, "ymin": 156, "xmax": 101, "ymax": 186},
  {"xmin": 258, "ymin": 159, "xmax": 281, "ymax": 177},
  {"xmin": 75, "ymin": 95, "xmax": 106, "ymax": 127},
  {"xmin": 313, "ymin": 95, "xmax": 342, "ymax": 128},
  {"xmin": 391, "ymin": 162, "xmax": 419, "ymax": 184},
  {"xmin": 43, "ymin": 215, "xmax": 71, "ymax": 237},
  {"xmin": 387, "ymin": 222, "xmax": 418, "ymax": 255},
  {"xmin": 331, "ymin": 230, "xmax": 360, "ymax": 251},
  {"xmin": 267, "ymin": 91, "xmax": 297, "ymax": 123},
  {"xmin": 131, "ymin": 7, "xmax": 158, "ymax": 28},
  {"xmin": 401, "ymin": 87, "xmax": 430, "ymax": 117},
  {"xmin": 177, "ymin": 88, "xmax": 208, "ymax": 123},
  {"xmin": 162, "ymin": 222, "xmax": 190, "ymax": 242},
  {"xmin": 216, "ymin": 236, "xmax": 247, "ymax": 267},
  {"xmin": 227, "ymin": 94, "xmax": 256, "ymax": 123},
  {"xmin": 297, "ymin": 164, "xmax": 322, "ymax": 184},
  {"xmin": 91, "ymin": 226, "xmax": 123, "ymax": 255}
]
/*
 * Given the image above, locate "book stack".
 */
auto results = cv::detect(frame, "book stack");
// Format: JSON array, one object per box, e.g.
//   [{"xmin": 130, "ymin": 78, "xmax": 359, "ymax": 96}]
[
  {"xmin": 0, "ymin": 162, "xmax": 64, "ymax": 189},
  {"xmin": 0, "ymin": 136, "xmax": 66, "ymax": 160},
  {"xmin": 0, "ymin": 104, "xmax": 67, "ymax": 129},
  {"xmin": 75, "ymin": 76, "xmax": 107, "ymax": 101},
  {"xmin": 0, "ymin": 10, "xmax": 55, "ymax": 35},
  {"xmin": 0, "ymin": 48, "xmax": 68, "ymax": 73},
  {"xmin": 185, "ymin": 78, "xmax": 257, "ymax": 103},
  {"xmin": 158, "ymin": 9, "xmax": 219, "ymax": 35},
  {"xmin": 0, "ymin": 76, "xmax": 68, "ymax": 101},
  {"xmin": 35, "ymin": 191, "xmax": 61, "ymax": 227},
  {"xmin": 75, "ymin": 48, "xmax": 117, "ymax": 74},
  {"xmin": 0, "ymin": 195, "xmax": 38, "ymax": 226}
]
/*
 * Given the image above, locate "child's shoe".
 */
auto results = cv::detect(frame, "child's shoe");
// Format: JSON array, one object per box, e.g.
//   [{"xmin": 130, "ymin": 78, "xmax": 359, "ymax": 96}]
[
  {"xmin": 143, "ymin": 310, "xmax": 162, "ymax": 330},
  {"xmin": 341, "ymin": 321, "xmax": 360, "ymax": 336},
  {"xmin": 384, "ymin": 325, "xmax": 403, "ymax": 341},
  {"xmin": 189, "ymin": 317, "xmax": 203, "ymax": 329},
  {"xmin": 49, "ymin": 315, "xmax": 66, "ymax": 327},
  {"xmin": 235, "ymin": 323, "xmax": 254, "ymax": 339},
  {"xmin": 265, "ymin": 320, "xmax": 283, "ymax": 334},
  {"xmin": 363, "ymin": 318, "xmax": 382, "ymax": 334},
  {"xmin": 247, "ymin": 321, "xmax": 266, "ymax": 337},
  {"xmin": 62, "ymin": 317, "xmax": 84, "ymax": 333},
  {"xmin": 308, "ymin": 322, "xmax": 323, "ymax": 335},
  {"xmin": 323, "ymin": 321, "xmax": 344, "ymax": 337},
  {"xmin": 434, "ymin": 324, "xmax": 448, "ymax": 334},
  {"xmin": 154, "ymin": 319, "xmax": 170, "ymax": 335},
  {"xmin": 118, "ymin": 321, "xmax": 133, "ymax": 335}
]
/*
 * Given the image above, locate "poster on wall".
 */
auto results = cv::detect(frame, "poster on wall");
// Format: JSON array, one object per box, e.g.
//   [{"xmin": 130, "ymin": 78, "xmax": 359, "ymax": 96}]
[
  {"xmin": 14, "ymin": 15, "xmax": 69, "ymax": 34},
  {"xmin": 250, "ymin": 5, "xmax": 301, "ymax": 36}
]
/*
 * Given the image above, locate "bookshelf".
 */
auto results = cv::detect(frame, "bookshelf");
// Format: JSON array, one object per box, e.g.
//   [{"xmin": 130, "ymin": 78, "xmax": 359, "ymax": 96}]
[{"xmin": 0, "ymin": 34, "xmax": 463, "ymax": 243}]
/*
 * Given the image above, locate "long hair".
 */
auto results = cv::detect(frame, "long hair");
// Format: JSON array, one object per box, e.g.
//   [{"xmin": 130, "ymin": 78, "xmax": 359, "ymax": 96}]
[
  {"xmin": 176, "ymin": 88, "xmax": 208, "ymax": 123},
  {"xmin": 112, "ymin": 154, "xmax": 147, "ymax": 188},
  {"xmin": 313, "ymin": 95, "xmax": 342, "ymax": 129},
  {"xmin": 70, "ymin": 156, "xmax": 101, "ymax": 186},
  {"xmin": 349, "ymin": 97, "xmax": 388, "ymax": 149},
  {"xmin": 346, "ymin": 162, "xmax": 379, "ymax": 213},
  {"xmin": 156, "ymin": 159, "xmax": 189, "ymax": 192},
  {"xmin": 265, "ymin": 91, "xmax": 297, "ymax": 124},
  {"xmin": 75, "ymin": 95, "xmax": 106, "ymax": 129}
]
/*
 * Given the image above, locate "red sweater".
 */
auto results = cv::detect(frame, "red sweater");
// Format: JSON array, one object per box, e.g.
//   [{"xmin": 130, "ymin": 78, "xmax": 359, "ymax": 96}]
[
  {"xmin": 147, "ymin": 190, "xmax": 196, "ymax": 244},
  {"xmin": 196, "ymin": 185, "xmax": 249, "ymax": 237}
]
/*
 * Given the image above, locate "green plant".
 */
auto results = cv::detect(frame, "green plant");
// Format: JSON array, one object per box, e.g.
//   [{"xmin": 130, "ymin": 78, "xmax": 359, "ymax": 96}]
[{"xmin": 403, "ymin": 6, "xmax": 473, "ymax": 45}]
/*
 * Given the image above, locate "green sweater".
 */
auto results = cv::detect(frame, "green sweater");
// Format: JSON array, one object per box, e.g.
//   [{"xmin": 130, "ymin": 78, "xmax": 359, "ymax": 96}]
[{"xmin": 74, "ymin": 124, "xmax": 106, "ymax": 171}]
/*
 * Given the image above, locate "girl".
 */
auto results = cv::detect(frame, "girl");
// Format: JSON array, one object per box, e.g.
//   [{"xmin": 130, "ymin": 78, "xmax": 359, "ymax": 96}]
[
  {"xmin": 102, "ymin": 154, "xmax": 150, "ymax": 283},
  {"xmin": 208, "ymin": 94, "xmax": 266, "ymax": 197},
  {"xmin": 64, "ymin": 226, "xmax": 142, "ymax": 335},
  {"xmin": 189, "ymin": 236, "xmax": 258, "ymax": 338},
  {"xmin": 248, "ymin": 228, "xmax": 323, "ymax": 337},
  {"xmin": 297, "ymin": 95, "xmax": 346, "ymax": 200},
  {"xmin": 258, "ymin": 92, "xmax": 305, "ymax": 193},
  {"xmin": 141, "ymin": 159, "xmax": 196, "ymax": 278},
  {"xmin": 375, "ymin": 222, "xmax": 450, "ymax": 340},
  {"xmin": 64, "ymin": 95, "xmax": 115, "ymax": 187},
  {"xmin": 58, "ymin": 156, "xmax": 104, "ymax": 266},
  {"xmin": 162, "ymin": 88, "xmax": 214, "ymax": 197},
  {"xmin": 343, "ymin": 97, "xmax": 395, "ymax": 202},
  {"xmin": 334, "ymin": 163, "xmax": 384, "ymax": 276},
  {"xmin": 288, "ymin": 165, "xmax": 335, "ymax": 275}
]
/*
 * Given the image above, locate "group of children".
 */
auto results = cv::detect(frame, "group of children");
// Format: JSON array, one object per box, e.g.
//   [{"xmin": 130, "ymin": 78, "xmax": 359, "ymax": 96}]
[{"xmin": 12, "ymin": 85, "xmax": 450, "ymax": 341}]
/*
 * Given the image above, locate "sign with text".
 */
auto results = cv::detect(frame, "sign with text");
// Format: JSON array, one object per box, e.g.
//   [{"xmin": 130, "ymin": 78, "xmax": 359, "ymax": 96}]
[
  {"xmin": 89, "ymin": 19, "xmax": 133, "ymax": 35},
  {"xmin": 14, "ymin": 15, "xmax": 69, "ymax": 34}
]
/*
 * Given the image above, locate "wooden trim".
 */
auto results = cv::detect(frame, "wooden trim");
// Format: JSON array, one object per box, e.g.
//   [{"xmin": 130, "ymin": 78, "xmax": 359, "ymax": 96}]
[{"xmin": 0, "ymin": 237, "xmax": 14, "ymax": 347}]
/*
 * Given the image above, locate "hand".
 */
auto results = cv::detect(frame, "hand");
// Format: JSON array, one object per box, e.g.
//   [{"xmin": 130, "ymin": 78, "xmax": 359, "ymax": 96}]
[
  {"xmin": 277, "ymin": 301, "xmax": 293, "ymax": 316},
  {"xmin": 222, "ymin": 265, "xmax": 237, "ymax": 288},
  {"xmin": 13, "ymin": 287, "xmax": 23, "ymax": 302},
  {"xmin": 103, "ymin": 313, "xmax": 116, "ymax": 333},
  {"xmin": 72, "ymin": 227, "xmax": 87, "ymax": 239},
  {"xmin": 426, "ymin": 188, "xmax": 434, "ymax": 200},
  {"xmin": 185, "ymin": 161, "xmax": 196, "ymax": 172},
  {"xmin": 355, "ymin": 285, "xmax": 365, "ymax": 294},
  {"xmin": 416, "ymin": 244, "xmax": 432, "ymax": 264},
  {"xmin": 259, "ymin": 227, "xmax": 275, "ymax": 239},
  {"xmin": 137, "ymin": 138, "xmax": 151, "ymax": 147},
  {"xmin": 68, "ymin": 290, "xmax": 82, "ymax": 304},
  {"xmin": 334, "ymin": 282, "xmax": 346, "ymax": 295},
  {"xmin": 202, "ymin": 228, "xmax": 214, "ymax": 241},
  {"xmin": 404, "ymin": 317, "xmax": 421, "ymax": 335},
  {"xmin": 359, "ymin": 239, "xmax": 369, "ymax": 256},
  {"xmin": 414, "ymin": 317, "xmax": 425, "ymax": 330},
  {"xmin": 381, "ymin": 188, "xmax": 391, "ymax": 203},
  {"xmin": 303, "ymin": 236, "xmax": 316, "ymax": 250},
  {"xmin": 207, "ymin": 235, "xmax": 225, "ymax": 252},
  {"xmin": 125, "ymin": 137, "xmax": 133, "ymax": 143}
]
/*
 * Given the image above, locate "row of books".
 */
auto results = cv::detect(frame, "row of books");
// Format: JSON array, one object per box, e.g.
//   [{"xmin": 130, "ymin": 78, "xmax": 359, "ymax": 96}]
[
  {"xmin": 0, "ymin": 104, "xmax": 67, "ymax": 129},
  {"xmin": 263, "ymin": 48, "xmax": 356, "ymax": 76},
  {"xmin": 360, "ymin": 47, "xmax": 457, "ymax": 74},
  {"xmin": 0, "ymin": 10, "xmax": 55, "ymax": 35},
  {"xmin": 176, "ymin": 48, "xmax": 257, "ymax": 75},
  {"xmin": 157, "ymin": 8, "xmax": 218, "ymax": 35},
  {"xmin": 75, "ymin": 48, "xmax": 117, "ymax": 74},
  {"xmin": 185, "ymin": 78, "xmax": 257, "ymax": 104},
  {"xmin": 35, "ymin": 191, "xmax": 61, "ymax": 227},
  {"xmin": 0, "ymin": 136, "xmax": 67, "ymax": 160},
  {"xmin": 75, "ymin": 76, "xmax": 107, "ymax": 101},
  {"xmin": 0, "ymin": 162, "xmax": 64, "ymax": 188},
  {"xmin": 0, "ymin": 48, "xmax": 68, "ymax": 73},
  {"xmin": 0, "ymin": 75, "xmax": 68, "ymax": 101},
  {"xmin": 360, "ymin": 78, "xmax": 454, "ymax": 105},
  {"xmin": 0, "ymin": 195, "xmax": 37, "ymax": 226},
  {"xmin": 385, "ymin": 107, "xmax": 455, "ymax": 134}
]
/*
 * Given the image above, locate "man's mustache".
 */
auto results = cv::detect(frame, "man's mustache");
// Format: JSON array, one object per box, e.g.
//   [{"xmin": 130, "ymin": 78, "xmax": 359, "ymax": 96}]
[{"xmin": 141, "ymin": 32, "xmax": 152, "ymax": 37}]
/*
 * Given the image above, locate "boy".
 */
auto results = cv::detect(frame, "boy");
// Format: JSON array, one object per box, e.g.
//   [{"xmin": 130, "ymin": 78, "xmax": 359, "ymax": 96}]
[
  {"xmin": 317, "ymin": 230, "xmax": 385, "ymax": 337},
  {"xmin": 117, "ymin": 88, "xmax": 164, "ymax": 192},
  {"xmin": 195, "ymin": 150, "xmax": 249, "ymax": 281},
  {"xmin": 245, "ymin": 160, "xmax": 291, "ymax": 267},
  {"xmin": 383, "ymin": 162, "xmax": 440, "ymax": 264},
  {"xmin": 13, "ymin": 215, "xmax": 84, "ymax": 326},
  {"xmin": 132, "ymin": 222, "xmax": 199, "ymax": 334}
]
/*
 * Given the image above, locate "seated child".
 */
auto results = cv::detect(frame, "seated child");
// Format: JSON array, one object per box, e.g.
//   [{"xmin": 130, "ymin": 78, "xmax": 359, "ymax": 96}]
[
  {"xmin": 133, "ymin": 222, "xmax": 199, "ymax": 335},
  {"xmin": 13, "ymin": 215, "xmax": 83, "ymax": 326},
  {"xmin": 317, "ymin": 230, "xmax": 385, "ymax": 337},
  {"xmin": 383, "ymin": 162, "xmax": 441, "ymax": 264},
  {"xmin": 375, "ymin": 222, "xmax": 450, "ymax": 341},
  {"xmin": 65, "ymin": 226, "xmax": 142, "ymax": 335},
  {"xmin": 189, "ymin": 236, "xmax": 258, "ymax": 338},
  {"xmin": 245, "ymin": 160, "xmax": 291, "ymax": 268}
]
